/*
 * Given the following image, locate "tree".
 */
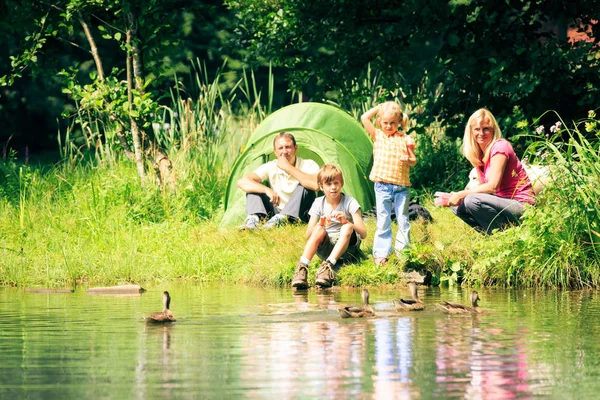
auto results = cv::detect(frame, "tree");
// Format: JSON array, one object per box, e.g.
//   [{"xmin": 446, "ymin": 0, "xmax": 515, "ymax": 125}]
[
  {"xmin": 1, "ymin": 0, "xmax": 233, "ymax": 186},
  {"xmin": 227, "ymin": 0, "xmax": 600, "ymax": 136}
]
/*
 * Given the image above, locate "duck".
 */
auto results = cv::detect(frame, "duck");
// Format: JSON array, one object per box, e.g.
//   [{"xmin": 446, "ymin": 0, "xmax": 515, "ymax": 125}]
[
  {"xmin": 145, "ymin": 291, "xmax": 177, "ymax": 323},
  {"xmin": 436, "ymin": 290, "xmax": 482, "ymax": 314},
  {"xmin": 338, "ymin": 289, "xmax": 376, "ymax": 318},
  {"xmin": 393, "ymin": 281, "xmax": 424, "ymax": 311}
]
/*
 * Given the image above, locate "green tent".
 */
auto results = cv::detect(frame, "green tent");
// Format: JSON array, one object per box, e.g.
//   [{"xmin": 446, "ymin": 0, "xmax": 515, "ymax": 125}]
[{"xmin": 221, "ymin": 102, "xmax": 375, "ymax": 227}]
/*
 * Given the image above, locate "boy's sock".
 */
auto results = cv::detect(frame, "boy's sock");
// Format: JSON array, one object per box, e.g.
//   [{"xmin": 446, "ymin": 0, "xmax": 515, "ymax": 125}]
[
  {"xmin": 300, "ymin": 256, "xmax": 311, "ymax": 265},
  {"xmin": 326, "ymin": 257, "xmax": 337, "ymax": 265}
]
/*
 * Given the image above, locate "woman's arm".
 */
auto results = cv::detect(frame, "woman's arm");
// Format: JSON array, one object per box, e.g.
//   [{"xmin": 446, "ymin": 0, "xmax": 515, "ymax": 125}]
[{"xmin": 448, "ymin": 153, "xmax": 508, "ymax": 206}]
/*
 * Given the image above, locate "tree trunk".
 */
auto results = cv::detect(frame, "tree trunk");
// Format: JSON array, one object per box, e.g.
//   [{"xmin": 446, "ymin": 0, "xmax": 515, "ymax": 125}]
[
  {"xmin": 113, "ymin": 119, "xmax": 135, "ymax": 161},
  {"xmin": 77, "ymin": 12, "xmax": 104, "ymax": 81},
  {"xmin": 78, "ymin": 12, "xmax": 134, "ymax": 158},
  {"xmin": 127, "ymin": 10, "xmax": 176, "ymax": 192},
  {"xmin": 126, "ymin": 26, "xmax": 146, "ymax": 182}
]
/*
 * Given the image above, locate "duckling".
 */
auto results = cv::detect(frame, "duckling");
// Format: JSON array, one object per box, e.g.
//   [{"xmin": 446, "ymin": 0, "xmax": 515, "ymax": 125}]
[
  {"xmin": 393, "ymin": 281, "xmax": 424, "ymax": 311},
  {"xmin": 338, "ymin": 289, "xmax": 376, "ymax": 318},
  {"xmin": 145, "ymin": 291, "xmax": 177, "ymax": 323},
  {"xmin": 436, "ymin": 291, "xmax": 482, "ymax": 314}
]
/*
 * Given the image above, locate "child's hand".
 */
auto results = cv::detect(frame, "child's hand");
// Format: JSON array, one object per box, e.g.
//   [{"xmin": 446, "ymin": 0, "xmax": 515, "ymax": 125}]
[
  {"xmin": 319, "ymin": 215, "xmax": 330, "ymax": 226},
  {"xmin": 330, "ymin": 211, "xmax": 348, "ymax": 225}
]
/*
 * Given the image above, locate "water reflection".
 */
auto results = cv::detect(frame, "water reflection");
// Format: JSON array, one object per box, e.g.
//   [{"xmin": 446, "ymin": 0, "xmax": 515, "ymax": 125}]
[
  {"xmin": 435, "ymin": 315, "xmax": 532, "ymax": 399},
  {"xmin": 2, "ymin": 287, "xmax": 600, "ymax": 398},
  {"xmin": 373, "ymin": 318, "xmax": 414, "ymax": 399},
  {"xmin": 240, "ymin": 318, "xmax": 367, "ymax": 398}
]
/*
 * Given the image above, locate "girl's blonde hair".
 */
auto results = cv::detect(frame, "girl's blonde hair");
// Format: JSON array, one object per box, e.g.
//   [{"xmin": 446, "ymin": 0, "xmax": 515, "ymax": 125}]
[
  {"xmin": 377, "ymin": 101, "xmax": 409, "ymax": 132},
  {"xmin": 317, "ymin": 164, "xmax": 344, "ymax": 186},
  {"xmin": 462, "ymin": 108, "xmax": 503, "ymax": 167}
]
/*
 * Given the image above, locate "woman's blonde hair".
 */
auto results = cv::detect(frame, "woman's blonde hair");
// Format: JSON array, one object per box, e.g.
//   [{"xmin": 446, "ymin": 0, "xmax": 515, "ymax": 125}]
[
  {"xmin": 462, "ymin": 108, "xmax": 503, "ymax": 167},
  {"xmin": 317, "ymin": 164, "xmax": 344, "ymax": 186},
  {"xmin": 377, "ymin": 101, "xmax": 409, "ymax": 132}
]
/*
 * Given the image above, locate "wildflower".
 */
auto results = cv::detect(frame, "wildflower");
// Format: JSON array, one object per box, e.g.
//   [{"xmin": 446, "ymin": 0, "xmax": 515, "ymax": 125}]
[
  {"xmin": 550, "ymin": 121, "xmax": 562, "ymax": 133},
  {"xmin": 516, "ymin": 120, "xmax": 529, "ymax": 129},
  {"xmin": 536, "ymin": 125, "xmax": 545, "ymax": 135},
  {"xmin": 589, "ymin": 110, "xmax": 596, "ymax": 119},
  {"xmin": 585, "ymin": 122, "xmax": 597, "ymax": 133}
]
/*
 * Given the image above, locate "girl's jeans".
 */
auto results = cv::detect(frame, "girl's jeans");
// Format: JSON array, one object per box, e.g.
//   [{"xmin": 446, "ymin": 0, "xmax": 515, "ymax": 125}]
[{"xmin": 373, "ymin": 182, "xmax": 410, "ymax": 258}]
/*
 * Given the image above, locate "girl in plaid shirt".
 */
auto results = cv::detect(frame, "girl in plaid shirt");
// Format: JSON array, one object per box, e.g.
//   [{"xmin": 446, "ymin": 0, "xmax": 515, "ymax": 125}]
[{"xmin": 361, "ymin": 102, "xmax": 416, "ymax": 265}]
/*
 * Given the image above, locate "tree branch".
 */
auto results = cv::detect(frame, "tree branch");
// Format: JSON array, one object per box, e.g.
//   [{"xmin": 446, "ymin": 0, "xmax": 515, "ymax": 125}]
[{"xmin": 77, "ymin": 12, "xmax": 104, "ymax": 80}]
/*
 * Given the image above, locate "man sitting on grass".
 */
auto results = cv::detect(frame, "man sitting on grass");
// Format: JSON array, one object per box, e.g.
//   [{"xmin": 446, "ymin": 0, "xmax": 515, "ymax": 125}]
[
  {"xmin": 237, "ymin": 132, "xmax": 320, "ymax": 230},
  {"xmin": 292, "ymin": 164, "xmax": 367, "ymax": 289}
]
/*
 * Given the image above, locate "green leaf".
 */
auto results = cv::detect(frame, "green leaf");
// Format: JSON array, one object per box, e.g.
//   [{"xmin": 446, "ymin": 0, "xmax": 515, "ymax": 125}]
[
  {"xmin": 114, "ymin": 32, "xmax": 122, "ymax": 41},
  {"xmin": 447, "ymin": 33, "xmax": 460, "ymax": 47}
]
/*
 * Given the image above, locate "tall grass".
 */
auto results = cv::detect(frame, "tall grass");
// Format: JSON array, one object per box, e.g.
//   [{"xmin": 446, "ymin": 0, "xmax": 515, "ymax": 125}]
[
  {"xmin": 466, "ymin": 111, "xmax": 600, "ymax": 288},
  {"xmin": 0, "ymin": 162, "xmax": 471, "ymax": 288}
]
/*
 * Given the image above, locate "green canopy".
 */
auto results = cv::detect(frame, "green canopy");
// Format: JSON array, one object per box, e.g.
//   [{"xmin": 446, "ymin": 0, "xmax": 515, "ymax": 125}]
[{"xmin": 221, "ymin": 102, "xmax": 375, "ymax": 227}]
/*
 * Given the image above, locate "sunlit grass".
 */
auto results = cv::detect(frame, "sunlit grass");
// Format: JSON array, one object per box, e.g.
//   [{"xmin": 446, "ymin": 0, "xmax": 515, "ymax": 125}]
[{"xmin": 0, "ymin": 163, "xmax": 481, "ymax": 289}]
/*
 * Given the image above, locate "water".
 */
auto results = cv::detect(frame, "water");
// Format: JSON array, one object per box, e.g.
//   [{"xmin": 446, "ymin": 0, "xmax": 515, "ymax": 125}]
[{"xmin": 1, "ymin": 285, "xmax": 600, "ymax": 399}]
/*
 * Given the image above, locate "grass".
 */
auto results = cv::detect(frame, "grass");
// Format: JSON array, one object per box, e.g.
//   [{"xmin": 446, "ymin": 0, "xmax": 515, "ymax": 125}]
[{"xmin": 0, "ymin": 160, "xmax": 479, "ymax": 288}]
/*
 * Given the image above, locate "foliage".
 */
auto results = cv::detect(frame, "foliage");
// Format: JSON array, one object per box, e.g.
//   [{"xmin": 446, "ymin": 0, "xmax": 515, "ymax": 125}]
[
  {"xmin": 466, "ymin": 110, "xmax": 600, "ymax": 288},
  {"xmin": 228, "ymin": 0, "xmax": 600, "ymax": 137},
  {"xmin": 0, "ymin": 0, "xmax": 242, "ymax": 153}
]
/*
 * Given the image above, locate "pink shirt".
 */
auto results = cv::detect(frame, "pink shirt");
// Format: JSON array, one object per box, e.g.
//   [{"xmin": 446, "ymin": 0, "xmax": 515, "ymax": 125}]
[{"xmin": 477, "ymin": 140, "xmax": 535, "ymax": 204}]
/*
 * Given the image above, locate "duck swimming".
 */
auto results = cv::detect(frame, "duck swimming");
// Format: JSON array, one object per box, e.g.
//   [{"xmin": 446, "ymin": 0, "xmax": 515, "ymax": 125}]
[
  {"xmin": 436, "ymin": 291, "xmax": 482, "ymax": 314},
  {"xmin": 145, "ymin": 291, "xmax": 177, "ymax": 323},
  {"xmin": 338, "ymin": 289, "xmax": 376, "ymax": 318},
  {"xmin": 393, "ymin": 282, "xmax": 424, "ymax": 311}
]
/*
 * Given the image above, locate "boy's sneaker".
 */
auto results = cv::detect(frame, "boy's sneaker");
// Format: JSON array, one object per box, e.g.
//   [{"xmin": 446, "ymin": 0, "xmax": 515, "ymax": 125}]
[
  {"xmin": 292, "ymin": 262, "xmax": 309, "ymax": 289},
  {"xmin": 263, "ymin": 213, "xmax": 288, "ymax": 229},
  {"xmin": 315, "ymin": 260, "xmax": 336, "ymax": 288},
  {"xmin": 238, "ymin": 214, "xmax": 260, "ymax": 231}
]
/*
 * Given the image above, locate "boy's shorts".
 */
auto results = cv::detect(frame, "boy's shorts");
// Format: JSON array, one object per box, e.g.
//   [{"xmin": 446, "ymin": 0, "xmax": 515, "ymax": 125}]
[{"xmin": 316, "ymin": 230, "xmax": 362, "ymax": 262}]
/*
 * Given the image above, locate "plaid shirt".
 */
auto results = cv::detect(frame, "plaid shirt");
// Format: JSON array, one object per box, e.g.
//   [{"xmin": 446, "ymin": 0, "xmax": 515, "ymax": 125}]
[{"xmin": 369, "ymin": 129, "xmax": 415, "ymax": 186}]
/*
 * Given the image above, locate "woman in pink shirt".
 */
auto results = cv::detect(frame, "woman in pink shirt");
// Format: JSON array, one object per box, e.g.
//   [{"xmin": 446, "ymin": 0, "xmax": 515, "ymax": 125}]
[{"xmin": 448, "ymin": 108, "xmax": 535, "ymax": 234}]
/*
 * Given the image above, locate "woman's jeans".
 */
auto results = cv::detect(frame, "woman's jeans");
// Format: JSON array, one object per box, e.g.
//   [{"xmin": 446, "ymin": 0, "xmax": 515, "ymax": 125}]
[
  {"xmin": 452, "ymin": 193, "xmax": 525, "ymax": 235},
  {"xmin": 373, "ymin": 182, "xmax": 410, "ymax": 258}
]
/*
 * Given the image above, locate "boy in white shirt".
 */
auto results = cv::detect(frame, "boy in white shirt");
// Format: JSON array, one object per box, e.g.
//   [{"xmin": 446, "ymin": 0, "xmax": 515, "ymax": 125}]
[{"xmin": 292, "ymin": 164, "xmax": 367, "ymax": 289}]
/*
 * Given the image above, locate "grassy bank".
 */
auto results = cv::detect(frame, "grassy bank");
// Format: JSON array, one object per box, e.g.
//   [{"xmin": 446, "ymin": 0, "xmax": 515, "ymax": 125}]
[
  {"xmin": 0, "ymin": 160, "xmax": 479, "ymax": 288},
  {"xmin": 2, "ymin": 64, "xmax": 600, "ymax": 289}
]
